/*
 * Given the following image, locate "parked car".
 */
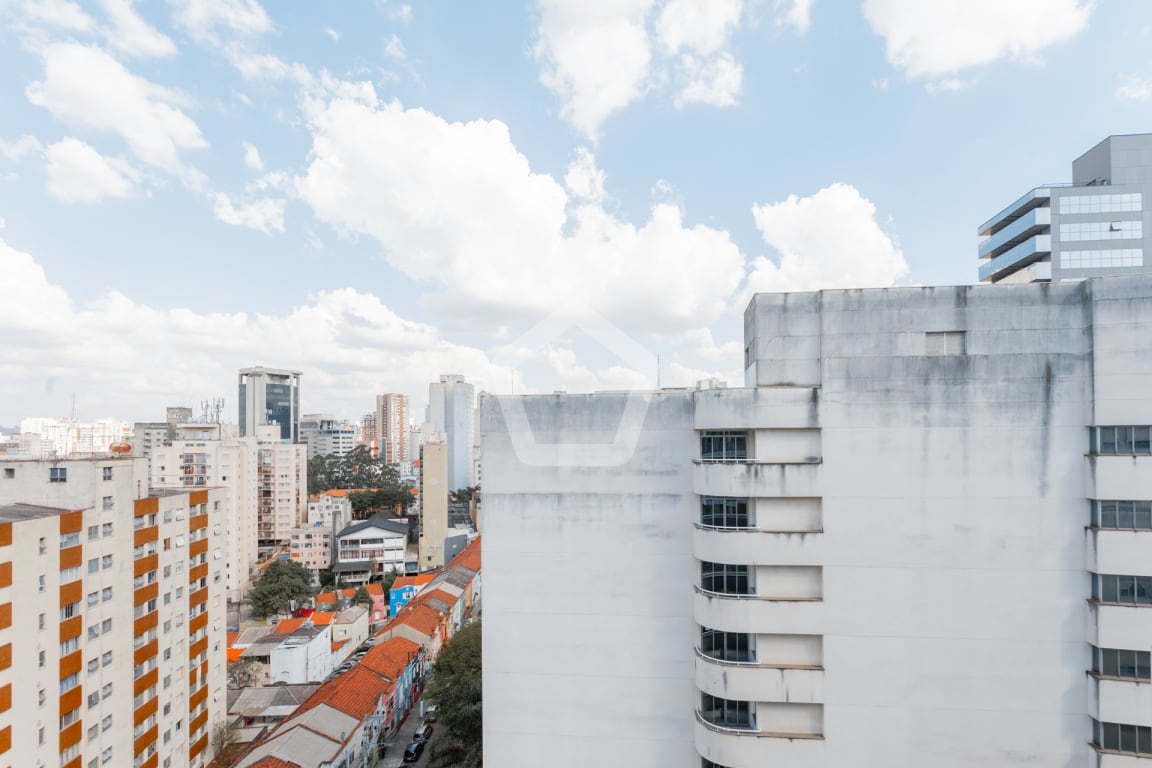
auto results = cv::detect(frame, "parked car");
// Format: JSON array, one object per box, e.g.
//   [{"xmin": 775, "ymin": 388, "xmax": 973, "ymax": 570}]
[
  {"xmin": 413, "ymin": 724, "xmax": 433, "ymax": 743},
  {"xmin": 403, "ymin": 741, "xmax": 425, "ymax": 763},
  {"xmin": 422, "ymin": 704, "xmax": 438, "ymax": 723}
]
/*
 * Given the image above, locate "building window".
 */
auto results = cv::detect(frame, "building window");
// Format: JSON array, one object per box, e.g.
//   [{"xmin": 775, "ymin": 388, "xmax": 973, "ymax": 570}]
[
  {"xmin": 1059, "ymin": 220, "xmax": 1144, "ymax": 242},
  {"xmin": 60, "ymin": 531, "xmax": 80, "ymax": 548},
  {"xmin": 2, "ymin": 467, "xmax": 12, "ymax": 478},
  {"xmin": 700, "ymin": 562, "xmax": 751, "ymax": 595},
  {"xmin": 1092, "ymin": 426, "xmax": 1152, "ymax": 455},
  {"xmin": 39, "ymin": 537, "xmax": 47, "ymax": 554},
  {"xmin": 1094, "ymin": 647, "xmax": 1151, "ymax": 680},
  {"xmin": 87, "ymin": 525, "xmax": 99, "ymax": 541},
  {"xmin": 700, "ymin": 693, "xmax": 753, "ymax": 729},
  {"xmin": 1094, "ymin": 574, "xmax": 1152, "ymax": 605},
  {"xmin": 102, "ymin": 651, "xmax": 112, "ymax": 667},
  {"xmin": 60, "ymin": 673, "xmax": 79, "ymax": 693},
  {"xmin": 88, "ymin": 558, "xmax": 99, "ymax": 574},
  {"xmin": 701, "ymin": 497, "xmax": 750, "ymax": 529},
  {"xmin": 50, "ymin": 467, "xmax": 67, "ymax": 483},
  {"xmin": 102, "ymin": 554, "xmax": 113, "ymax": 569},
  {"xmin": 87, "ymin": 691, "xmax": 99, "ymax": 708},
  {"xmin": 102, "ymin": 587, "xmax": 112, "ymax": 602},
  {"xmin": 101, "ymin": 683, "xmax": 112, "ymax": 699},
  {"xmin": 60, "ymin": 601, "xmax": 80, "ymax": 620},
  {"xmin": 102, "ymin": 467, "xmax": 113, "ymax": 480},
  {"xmin": 1059, "ymin": 192, "xmax": 1142, "ymax": 215},
  {"xmin": 700, "ymin": 431, "xmax": 748, "ymax": 462},
  {"xmin": 925, "ymin": 330, "xmax": 966, "ymax": 355},
  {"xmin": 102, "ymin": 618, "xmax": 112, "ymax": 633},
  {"xmin": 1061, "ymin": 248, "xmax": 1143, "ymax": 270},
  {"xmin": 700, "ymin": 627, "xmax": 753, "ymax": 663},
  {"xmin": 1094, "ymin": 500, "xmax": 1152, "ymax": 530},
  {"xmin": 87, "ymin": 591, "xmax": 99, "ymax": 608},
  {"xmin": 1094, "ymin": 718, "xmax": 1152, "ymax": 756},
  {"xmin": 102, "ymin": 522, "xmax": 113, "ymax": 537}
]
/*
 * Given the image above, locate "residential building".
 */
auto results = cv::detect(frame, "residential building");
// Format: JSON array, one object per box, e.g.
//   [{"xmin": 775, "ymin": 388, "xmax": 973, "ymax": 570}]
[
  {"xmin": 388, "ymin": 573, "xmax": 436, "ymax": 617},
  {"xmin": 426, "ymin": 374, "xmax": 476, "ymax": 490},
  {"xmin": 358, "ymin": 411, "xmax": 377, "ymax": 455},
  {"xmin": 979, "ymin": 133, "xmax": 1152, "ymax": 284},
  {"xmin": 375, "ymin": 394, "xmax": 410, "ymax": 465},
  {"xmin": 482, "ymin": 278, "xmax": 1152, "ymax": 767},
  {"xmin": 0, "ymin": 456, "xmax": 227, "ymax": 768},
  {"xmin": 298, "ymin": 414, "xmax": 356, "ymax": 460},
  {"xmin": 418, "ymin": 438, "xmax": 450, "ymax": 570},
  {"xmin": 238, "ymin": 367, "xmax": 302, "ymax": 442},
  {"xmin": 288, "ymin": 522, "xmax": 335, "ymax": 571},
  {"xmin": 331, "ymin": 515, "xmax": 409, "ymax": 587},
  {"xmin": 17, "ymin": 417, "xmax": 131, "ymax": 458},
  {"xmin": 314, "ymin": 585, "xmax": 388, "ymax": 625}
]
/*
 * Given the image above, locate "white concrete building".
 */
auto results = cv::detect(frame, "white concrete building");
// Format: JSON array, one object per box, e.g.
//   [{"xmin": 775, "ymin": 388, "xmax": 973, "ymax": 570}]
[
  {"xmin": 426, "ymin": 375, "xmax": 476, "ymax": 490},
  {"xmin": 18, "ymin": 417, "xmax": 131, "ymax": 458},
  {"xmin": 299, "ymin": 414, "xmax": 356, "ymax": 460},
  {"xmin": 332, "ymin": 515, "xmax": 409, "ymax": 585},
  {"xmin": 0, "ymin": 456, "xmax": 227, "ymax": 768},
  {"xmin": 482, "ymin": 277, "xmax": 1152, "ymax": 767}
]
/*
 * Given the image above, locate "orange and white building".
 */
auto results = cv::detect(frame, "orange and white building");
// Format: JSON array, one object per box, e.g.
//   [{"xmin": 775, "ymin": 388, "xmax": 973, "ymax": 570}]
[{"xmin": 0, "ymin": 456, "xmax": 226, "ymax": 768}]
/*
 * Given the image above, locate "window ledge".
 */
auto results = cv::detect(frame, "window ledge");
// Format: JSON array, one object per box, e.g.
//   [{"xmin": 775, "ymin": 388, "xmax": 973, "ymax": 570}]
[
  {"xmin": 695, "ymin": 711, "xmax": 823, "ymax": 740},
  {"xmin": 694, "ymin": 523, "xmax": 824, "ymax": 534},
  {"xmin": 695, "ymin": 586, "xmax": 822, "ymax": 602},
  {"xmin": 1088, "ymin": 671, "xmax": 1152, "ymax": 684},
  {"xmin": 1089, "ymin": 599, "xmax": 1152, "ymax": 608},
  {"xmin": 1089, "ymin": 742, "xmax": 1152, "ymax": 759},
  {"xmin": 694, "ymin": 459, "xmax": 823, "ymax": 466},
  {"xmin": 693, "ymin": 648, "xmax": 822, "ymax": 670}
]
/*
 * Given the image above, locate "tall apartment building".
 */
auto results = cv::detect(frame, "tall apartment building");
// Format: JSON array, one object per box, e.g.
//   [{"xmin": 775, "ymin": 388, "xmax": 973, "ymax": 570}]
[
  {"xmin": 358, "ymin": 411, "xmax": 378, "ymax": 455},
  {"xmin": 426, "ymin": 375, "xmax": 475, "ymax": 491},
  {"xmin": 979, "ymin": 133, "xmax": 1151, "ymax": 284},
  {"xmin": 299, "ymin": 414, "xmax": 356, "ymax": 460},
  {"xmin": 238, "ymin": 367, "xmax": 302, "ymax": 442},
  {"xmin": 0, "ymin": 456, "xmax": 226, "ymax": 768},
  {"xmin": 18, "ymin": 418, "xmax": 131, "ymax": 458},
  {"xmin": 375, "ymin": 394, "xmax": 410, "ymax": 465},
  {"xmin": 482, "ymin": 277, "xmax": 1152, "ymax": 767},
  {"xmin": 417, "ymin": 438, "xmax": 449, "ymax": 570}
]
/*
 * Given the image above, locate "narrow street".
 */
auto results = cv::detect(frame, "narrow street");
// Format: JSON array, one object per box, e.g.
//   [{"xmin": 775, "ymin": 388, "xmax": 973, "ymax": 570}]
[{"xmin": 377, "ymin": 692, "xmax": 434, "ymax": 768}]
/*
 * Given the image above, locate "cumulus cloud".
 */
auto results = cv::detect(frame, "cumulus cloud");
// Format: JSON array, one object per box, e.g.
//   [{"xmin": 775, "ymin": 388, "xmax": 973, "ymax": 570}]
[
  {"xmin": 384, "ymin": 34, "xmax": 406, "ymax": 60},
  {"xmin": 241, "ymin": 141, "xmax": 263, "ymax": 170},
  {"xmin": 776, "ymin": 0, "xmax": 812, "ymax": 33},
  {"xmin": 294, "ymin": 92, "xmax": 746, "ymax": 330},
  {"xmin": 97, "ymin": 0, "xmax": 178, "ymax": 58},
  {"xmin": 863, "ymin": 0, "xmax": 1092, "ymax": 80},
  {"xmin": 534, "ymin": 0, "xmax": 747, "ymax": 136},
  {"xmin": 17, "ymin": 0, "xmax": 95, "ymax": 32},
  {"xmin": 210, "ymin": 191, "xmax": 284, "ymax": 233},
  {"xmin": 743, "ymin": 182, "xmax": 908, "ymax": 299},
  {"xmin": 564, "ymin": 146, "xmax": 606, "ymax": 203},
  {"xmin": 167, "ymin": 0, "xmax": 271, "ymax": 43},
  {"xmin": 26, "ymin": 43, "xmax": 207, "ymax": 178},
  {"xmin": 44, "ymin": 138, "xmax": 141, "ymax": 203}
]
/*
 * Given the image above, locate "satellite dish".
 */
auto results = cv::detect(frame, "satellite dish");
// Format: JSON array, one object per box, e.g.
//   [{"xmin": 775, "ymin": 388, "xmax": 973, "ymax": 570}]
[{"xmin": 109, "ymin": 442, "xmax": 132, "ymax": 455}]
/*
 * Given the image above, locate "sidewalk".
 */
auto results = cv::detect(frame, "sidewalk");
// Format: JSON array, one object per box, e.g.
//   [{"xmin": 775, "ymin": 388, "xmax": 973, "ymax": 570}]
[{"xmin": 377, "ymin": 690, "xmax": 431, "ymax": 768}]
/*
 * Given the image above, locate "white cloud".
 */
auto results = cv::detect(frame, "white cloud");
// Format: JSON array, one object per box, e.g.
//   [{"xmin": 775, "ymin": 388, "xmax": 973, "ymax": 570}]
[
  {"xmin": 534, "ymin": 0, "xmax": 656, "ymax": 138},
  {"xmin": 776, "ymin": 0, "xmax": 812, "ymax": 33},
  {"xmin": 18, "ymin": 0, "xmax": 95, "ymax": 31},
  {"xmin": 388, "ymin": 4, "xmax": 413, "ymax": 22},
  {"xmin": 210, "ymin": 191, "xmax": 284, "ymax": 233},
  {"xmin": 325, "ymin": 27, "xmax": 340, "ymax": 42},
  {"xmin": 534, "ymin": 0, "xmax": 747, "ymax": 136},
  {"xmin": 97, "ymin": 0, "xmax": 178, "ymax": 58},
  {"xmin": 295, "ymin": 93, "xmax": 746, "ymax": 330},
  {"xmin": 743, "ymin": 182, "xmax": 908, "ymax": 298},
  {"xmin": 44, "ymin": 138, "xmax": 141, "ymax": 203},
  {"xmin": 871, "ymin": 77, "xmax": 888, "ymax": 90},
  {"xmin": 0, "ymin": 235, "xmax": 523, "ymax": 422},
  {"xmin": 862, "ymin": 0, "xmax": 1092, "ymax": 80},
  {"xmin": 674, "ymin": 51, "xmax": 742, "ymax": 107},
  {"xmin": 168, "ymin": 0, "xmax": 271, "ymax": 43},
  {"xmin": 241, "ymin": 141, "xmax": 263, "ymax": 170},
  {"xmin": 384, "ymin": 34, "xmax": 406, "ymax": 61},
  {"xmin": 564, "ymin": 146, "xmax": 606, "ymax": 203},
  {"xmin": 1116, "ymin": 73, "xmax": 1152, "ymax": 102},
  {"xmin": 26, "ymin": 43, "xmax": 207, "ymax": 177},
  {"xmin": 0, "ymin": 135, "xmax": 43, "ymax": 161}
]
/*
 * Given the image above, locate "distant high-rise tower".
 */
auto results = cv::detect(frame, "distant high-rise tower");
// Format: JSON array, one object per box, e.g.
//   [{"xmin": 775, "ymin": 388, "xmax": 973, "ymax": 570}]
[
  {"xmin": 376, "ymin": 393, "xmax": 410, "ymax": 465},
  {"xmin": 426, "ymin": 375, "xmax": 475, "ymax": 491},
  {"xmin": 238, "ymin": 366, "xmax": 302, "ymax": 442},
  {"xmin": 979, "ymin": 133, "xmax": 1151, "ymax": 284}
]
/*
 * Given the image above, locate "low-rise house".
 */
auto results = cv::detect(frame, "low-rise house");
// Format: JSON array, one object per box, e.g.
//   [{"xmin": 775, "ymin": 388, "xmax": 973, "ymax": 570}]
[
  {"xmin": 388, "ymin": 572, "xmax": 436, "ymax": 616},
  {"xmin": 330, "ymin": 605, "xmax": 369, "ymax": 660},
  {"xmin": 360, "ymin": 636, "xmax": 424, "ymax": 725},
  {"xmin": 314, "ymin": 583, "xmax": 388, "ymax": 623},
  {"xmin": 332, "ymin": 513, "xmax": 408, "ymax": 585}
]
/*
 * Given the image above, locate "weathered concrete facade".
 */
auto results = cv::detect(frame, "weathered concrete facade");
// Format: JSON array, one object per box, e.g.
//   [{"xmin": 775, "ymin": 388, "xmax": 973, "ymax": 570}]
[{"xmin": 482, "ymin": 277, "xmax": 1152, "ymax": 768}]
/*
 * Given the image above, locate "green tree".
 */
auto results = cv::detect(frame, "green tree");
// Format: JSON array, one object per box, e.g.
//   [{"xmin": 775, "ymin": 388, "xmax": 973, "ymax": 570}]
[
  {"xmin": 379, "ymin": 567, "xmax": 400, "ymax": 593},
  {"xmin": 308, "ymin": 447, "xmax": 415, "ymax": 515},
  {"xmin": 449, "ymin": 485, "xmax": 480, "ymax": 504},
  {"xmin": 353, "ymin": 585, "xmax": 371, "ymax": 606},
  {"xmin": 425, "ymin": 621, "xmax": 482, "ymax": 768},
  {"xmin": 317, "ymin": 566, "xmax": 337, "ymax": 592},
  {"xmin": 247, "ymin": 559, "xmax": 315, "ymax": 619}
]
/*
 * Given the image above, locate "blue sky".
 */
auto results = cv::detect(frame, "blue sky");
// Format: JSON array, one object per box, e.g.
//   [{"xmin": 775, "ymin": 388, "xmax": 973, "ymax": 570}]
[{"xmin": 0, "ymin": 0, "xmax": 1150, "ymax": 426}]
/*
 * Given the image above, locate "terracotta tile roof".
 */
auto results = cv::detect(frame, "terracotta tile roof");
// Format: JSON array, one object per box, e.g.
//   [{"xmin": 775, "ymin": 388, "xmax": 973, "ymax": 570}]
[
  {"xmin": 359, "ymin": 636, "xmax": 421, "ymax": 680},
  {"xmin": 272, "ymin": 618, "xmax": 307, "ymax": 635},
  {"xmin": 331, "ymin": 640, "xmax": 347, "ymax": 653},
  {"xmin": 391, "ymin": 573, "xmax": 436, "ymax": 591},
  {"xmin": 310, "ymin": 611, "xmax": 336, "ymax": 626},
  {"xmin": 364, "ymin": 583, "xmax": 384, "ymax": 596},
  {"xmin": 227, "ymin": 631, "xmax": 240, "ymax": 646},
  {"xmin": 297, "ymin": 665, "xmax": 388, "ymax": 719},
  {"xmin": 416, "ymin": 589, "xmax": 458, "ymax": 610},
  {"xmin": 247, "ymin": 758, "xmax": 302, "ymax": 768},
  {"xmin": 397, "ymin": 604, "xmax": 442, "ymax": 637},
  {"xmin": 227, "ymin": 648, "xmax": 245, "ymax": 663}
]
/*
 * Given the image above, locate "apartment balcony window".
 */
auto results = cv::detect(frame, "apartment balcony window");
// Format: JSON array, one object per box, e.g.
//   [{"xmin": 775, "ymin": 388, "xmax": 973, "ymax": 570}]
[
  {"xmin": 50, "ymin": 467, "xmax": 67, "ymax": 483},
  {"xmin": 701, "ymin": 497, "xmax": 750, "ymax": 529},
  {"xmin": 1094, "ymin": 500, "xmax": 1152, "ymax": 530},
  {"xmin": 1093, "ymin": 574, "xmax": 1152, "ymax": 605},
  {"xmin": 1094, "ymin": 719, "xmax": 1152, "ymax": 756},
  {"xmin": 700, "ymin": 627, "xmax": 753, "ymax": 663},
  {"xmin": 1092, "ymin": 426, "xmax": 1152, "ymax": 455},
  {"xmin": 700, "ymin": 562, "xmax": 751, "ymax": 595},
  {"xmin": 700, "ymin": 693, "xmax": 753, "ymax": 730},
  {"xmin": 701, "ymin": 431, "xmax": 748, "ymax": 462},
  {"xmin": 1094, "ymin": 647, "xmax": 1152, "ymax": 680}
]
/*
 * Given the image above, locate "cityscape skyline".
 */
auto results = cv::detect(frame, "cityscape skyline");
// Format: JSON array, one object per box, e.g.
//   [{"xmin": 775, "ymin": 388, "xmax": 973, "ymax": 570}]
[{"xmin": 2, "ymin": 1, "xmax": 1151, "ymax": 425}]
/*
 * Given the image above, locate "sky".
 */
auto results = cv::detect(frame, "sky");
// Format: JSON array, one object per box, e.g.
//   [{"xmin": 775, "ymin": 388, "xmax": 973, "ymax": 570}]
[{"xmin": 0, "ymin": 0, "xmax": 1150, "ymax": 427}]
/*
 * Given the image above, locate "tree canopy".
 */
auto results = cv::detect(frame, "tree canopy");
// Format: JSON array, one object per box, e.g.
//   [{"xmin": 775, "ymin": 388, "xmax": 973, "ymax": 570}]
[
  {"xmin": 425, "ymin": 621, "xmax": 482, "ymax": 768},
  {"xmin": 308, "ymin": 445, "xmax": 415, "ymax": 518},
  {"xmin": 247, "ymin": 558, "xmax": 314, "ymax": 619}
]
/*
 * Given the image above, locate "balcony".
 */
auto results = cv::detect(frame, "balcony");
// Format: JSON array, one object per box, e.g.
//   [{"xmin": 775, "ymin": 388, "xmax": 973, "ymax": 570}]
[
  {"xmin": 694, "ymin": 525, "xmax": 823, "ymax": 566},
  {"xmin": 978, "ymin": 207, "xmax": 1050, "ymax": 259},
  {"xmin": 694, "ymin": 460, "xmax": 821, "ymax": 498},
  {"xmin": 693, "ymin": 388, "xmax": 820, "ymax": 430},
  {"xmin": 695, "ymin": 713, "xmax": 824, "ymax": 768},
  {"xmin": 978, "ymin": 187, "xmax": 1052, "ymax": 237},
  {"xmin": 979, "ymin": 234, "xmax": 1052, "ymax": 282},
  {"xmin": 1095, "ymin": 675, "xmax": 1152, "ymax": 726},
  {"xmin": 695, "ymin": 649, "xmax": 823, "ymax": 703},
  {"xmin": 694, "ymin": 587, "xmax": 823, "ymax": 635}
]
